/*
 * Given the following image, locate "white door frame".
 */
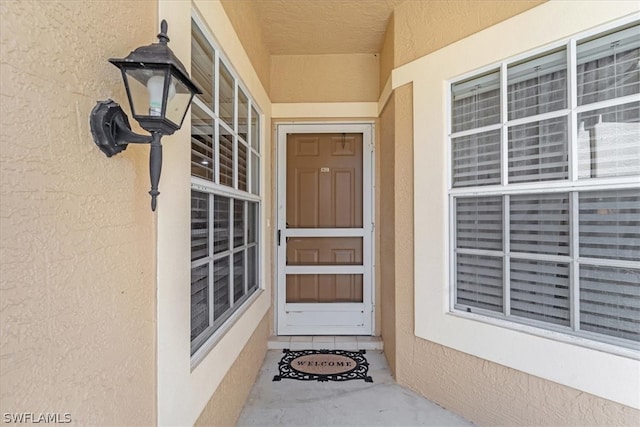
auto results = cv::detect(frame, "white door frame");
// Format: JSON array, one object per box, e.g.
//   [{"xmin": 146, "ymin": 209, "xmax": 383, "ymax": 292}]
[{"xmin": 275, "ymin": 122, "xmax": 375, "ymax": 335}]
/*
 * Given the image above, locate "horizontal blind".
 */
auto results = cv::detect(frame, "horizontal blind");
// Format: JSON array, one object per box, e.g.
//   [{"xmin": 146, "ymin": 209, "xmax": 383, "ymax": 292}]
[
  {"xmin": 577, "ymin": 102, "xmax": 640, "ymax": 179},
  {"xmin": 191, "ymin": 264, "xmax": 209, "ymax": 340},
  {"xmin": 233, "ymin": 200, "xmax": 244, "ymax": 247},
  {"xmin": 508, "ymin": 117, "xmax": 568, "ymax": 183},
  {"xmin": 579, "ymin": 189, "xmax": 640, "ymax": 261},
  {"xmin": 456, "ymin": 254, "xmax": 504, "ymax": 313},
  {"xmin": 452, "ymin": 130, "xmax": 501, "ymax": 187},
  {"xmin": 510, "ymin": 259, "xmax": 570, "ymax": 326},
  {"xmin": 234, "ymin": 251, "xmax": 245, "ymax": 303},
  {"xmin": 251, "ymin": 152, "xmax": 260, "ymax": 195},
  {"xmin": 213, "ymin": 257, "xmax": 230, "ymax": 321},
  {"xmin": 219, "ymin": 125, "xmax": 234, "ymax": 186},
  {"xmin": 510, "ymin": 193, "xmax": 570, "ymax": 255},
  {"xmin": 238, "ymin": 89, "xmax": 249, "ymax": 142},
  {"xmin": 191, "ymin": 22, "xmax": 214, "ymax": 108},
  {"xmin": 191, "ymin": 104, "xmax": 214, "ymax": 180},
  {"xmin": 451, "ymin": 71, "xmax": 501, "ymax": 133},
  {"xmin": 580, "ymin": 265, "xmax": 640, "ymax": 342},
  {"xmin": 214, "ymin": 196, "xmax": 230, "ymax": 254},
  {"xmin": 238, "ymin": 141, "xmax": 247, "ymax": 192},
  {"xmin": 456, "ymin": 196, "xmax": 503, "ymax": 251},
  {"xmin": 508, "ymin": 50, "xmax": 567, "ymax": 120},
  {"xmin": 577, "ymin": 24, "xmax": 640, "ymax": 106},
  {"xmin": 219, "ymin": 62, "xmax": 235, "ymax": 128},
  {"xmin": 248, "ymin": 246, "xmax": 258, "ymax": 291},
  {"xmin": 191, "ymin": 191, "xmax": 209, "ymax": 261}
]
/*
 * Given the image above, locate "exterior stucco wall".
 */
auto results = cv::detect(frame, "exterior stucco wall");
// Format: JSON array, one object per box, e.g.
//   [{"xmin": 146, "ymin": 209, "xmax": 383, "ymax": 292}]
[
  {"xmin": 270, "ymin": 54, "xmax": 380, "ymax": 103},
  {"xmin": 379, "ymin": 15, "xmax": 394, "ymax": 93},
  {"xmin": 0, "ymin": 0, "xmax": 157, "ymax": 424},
  {"xmin": 156, "ymin": 1, "xmax": 272, "ymax": 424},
  {"xmin": 195, "ymin": 314, "xmax": 269, "ymax": 427},
  {"xmin": 378, "ymin": 94, "xmax": 396, "ymax": 375},
  {"xmin": 392, "ymin": 77, "xmax": 640, "ymax": 427},
  {"xmin": 389, "ymin": 1, "xmax": 640, "ymax": 424},
  {"xmin": 219, "ymin": 0, "xmax": 271, "ymax": 95},
  {"xmin": 393, "ymin": 0, "xmax": 545, "ymax": 67}
]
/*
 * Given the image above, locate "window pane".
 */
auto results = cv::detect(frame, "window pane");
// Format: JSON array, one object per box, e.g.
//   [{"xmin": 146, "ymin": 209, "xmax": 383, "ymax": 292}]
[
  {"xmin": 508, "ymin": 116, "xmax": 568, "ymax": 183},
  {"xmin": 219, "ymin": 61, "xmax": 235, "ymax": 127},
  {"xmin": 233, "ymin": 251, "xmax": 245, "ymax": 303},
  {"xmin": 191, "ymin": 104, "xmax": 214, "ymax": 180},
  {"xmin": 191, "ymin": 263, "xmax": 209, "ymax": 341},
  {"xmin": 511, "ymin": 259, "xmax": 570, "ymax": 326},
  {"xmin": 577, "ymin": 102, "xmax": 640, "ymax": 179},
  {"xmin": 286, "ymin": 237, "xmax": 363, "ymax": 265},
  {"xmin": 452, "ymin": 129, "xmax": 501, "ymax": 187},
  {"xmin": 577, "ymin": 25, "xmax": 640, "ymax": 106},
  {"xmin": 248, "ymin": 202, "xmax": 258, "ymax": 244},
  {"xmin": 251, "ymin": 152, "xmax": 260, "ymax": 195},
  {"xmin": 451, "ymin": 71, "xmax": 500, "ymax": 132},
  {"xmin": 286, "ymin": 274, "xmax": 363, "ymax": 303},
  {"xmin": 579, "ymin": 190, "xmax": 640, "ymax": 261},
  {"xmin": 508, "ymin": 49, "xmax": 567, "ymax": 120},
  {"xmin": 213, "ymin": 257, "xmax": 230, "ymax": 321},
  {"xmin": 250, "ymin": 106, "xmax": 260, "ymax": 152},
  {"xmin": 510, "ymin": 193, "xmax": 570, "ymax": 256},
  {"xmin": 214, "ymin": 196, "xmax": 229, "ymax": 254},
  {"xmin": 234, "ymin": 199, "xmax": 245, "ymax": 247},
  {"xmin": 238, "ymin": 89, "xmax": 248, "ymax": 142},
  {"xmin": 191, "ymin": 21, "xmax": 214, "ymax": 108},
  {"xmin": 456, "ymin": 196, "xmax": 503, "ymax": 251},
  {"xmin": 238, "ymin": 141, "xmax": 247, "ymax": 192},
  {"xmin": 219, "ymin": 124, "xmax": 234, "ymax": 187},
  {"xmin": 248, "ymin": 246, "xmax": 258, "ymax": 292},
  {"xmin": 580, "ymin": 265, "xmax": 640, "ymax": 342},
  {"xmin": 456, "ymin": 254, "xmax": 503, "ymax": 313},
  {"xmin": 191, "ymin": 191, "xmax": 209, "ymax": 261}
]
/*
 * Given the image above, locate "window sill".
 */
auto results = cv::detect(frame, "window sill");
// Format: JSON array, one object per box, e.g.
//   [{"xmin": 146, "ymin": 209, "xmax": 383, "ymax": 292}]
[{"xmin": 447, "ymin": 309, "xmax": 639, "ymax": 361}]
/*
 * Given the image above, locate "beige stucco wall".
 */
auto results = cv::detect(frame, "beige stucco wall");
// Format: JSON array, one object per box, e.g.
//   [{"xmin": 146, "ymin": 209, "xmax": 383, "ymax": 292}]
[
  {"xmin": 195, "ymin": 314, "xmax": 268, "ymax": 427},
  {"xmin": 388, "ymin": 1, "xmax": 640, "ymax": 423},
  {"xmin": 219, "ymin": 0, "xmax": 271, "ymax": 95},
  {"xmin": 270, "ymin": 54, "xmax": 379, "ymax": 103},
  {"xmin": 379, "ymin": 14, "xmax": 394, "ymax": 93},
  {"xmin": 0, "ymin": 0, "xmax": 157, "ymax": 424},
  {"xmin": 392, "ymin": 82, "xmax": 640, "ymax": 425},
  {"xmin": 393, "ymin": 0, "xmax": 545, "ymax": 67}
]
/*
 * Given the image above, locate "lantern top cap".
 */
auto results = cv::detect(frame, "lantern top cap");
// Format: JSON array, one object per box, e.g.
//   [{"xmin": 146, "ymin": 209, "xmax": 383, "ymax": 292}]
[{"xmin": 108, "ymin": 20, "xmax": 201, "ymax": 95}]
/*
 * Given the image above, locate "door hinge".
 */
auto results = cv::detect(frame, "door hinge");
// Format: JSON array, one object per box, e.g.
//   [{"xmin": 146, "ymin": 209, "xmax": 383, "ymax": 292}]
[{"xmin": 277, "ymin": 229, "xmax": 281, "ymax": 246}]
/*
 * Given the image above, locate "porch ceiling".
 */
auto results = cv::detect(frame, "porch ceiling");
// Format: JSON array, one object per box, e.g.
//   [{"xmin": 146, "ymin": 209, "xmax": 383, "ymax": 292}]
[{"xmin": 226, "ymin": 0, "xmax": 405, "ymax": 55}]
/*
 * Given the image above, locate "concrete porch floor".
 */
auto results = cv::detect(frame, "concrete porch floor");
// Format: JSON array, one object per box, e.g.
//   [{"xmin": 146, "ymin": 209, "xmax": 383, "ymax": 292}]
[{"xmin": 237, "ymin": 348, "xmax": 473, "ymax": 426}]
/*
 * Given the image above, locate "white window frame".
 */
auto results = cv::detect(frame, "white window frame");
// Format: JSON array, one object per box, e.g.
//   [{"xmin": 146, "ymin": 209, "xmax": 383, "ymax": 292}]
[
  {"xmin": 447, "ymin": 19, "xmax": 640, "ymax": 352},
  {"xmin": 189, "ymin": 12, "xmax": 263, "ymax": 363}
]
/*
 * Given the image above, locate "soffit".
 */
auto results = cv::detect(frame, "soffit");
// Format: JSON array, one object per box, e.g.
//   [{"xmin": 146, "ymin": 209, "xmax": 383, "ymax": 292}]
[{"xmin": 225, "ymin": 0, "xmax": 405, "ymax": 55}]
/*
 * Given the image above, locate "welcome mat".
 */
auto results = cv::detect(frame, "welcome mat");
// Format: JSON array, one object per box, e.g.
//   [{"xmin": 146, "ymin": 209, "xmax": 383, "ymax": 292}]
[{"xmin": 273, "ymin": 349, "xmax": 373, "ymax": 383}]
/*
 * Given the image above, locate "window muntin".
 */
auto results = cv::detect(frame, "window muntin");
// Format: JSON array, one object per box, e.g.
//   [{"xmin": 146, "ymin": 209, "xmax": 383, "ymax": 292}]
[
  {"xmin": 450, "ymin": 22, "xmax": 640, "ymax": 349},
  {"xmin": 190, "ymin": 18, "xmax": 262, "ymax": 356}
]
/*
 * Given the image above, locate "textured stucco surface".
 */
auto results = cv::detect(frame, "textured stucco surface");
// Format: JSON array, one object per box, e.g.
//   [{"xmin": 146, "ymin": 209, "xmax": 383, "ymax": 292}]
[
  {"xmin": 379, "ymin": 13, "xmax": 395, "ymax": 93},
  {"xmin": 239, "ymin": 0, "xmax": 403, "ymax": 55},
  {"xmin": 394, "ymin": 0, "xmax": 545, "ymax": 67},
  {"xmin": 270, "ymin": 54, "xmax": 379, "ymax": 103},
  {"xmin": 195, "ymin": 314, "xmax": 269, "ymax": 426},
  {"xmin": 219, "ymin": 0, "xmax": 271, "ymax": 94},
  {"xmin": 391, "ymin": 82, "xmax": 640, "ymax": 426},
  {"xmin": 378, "ymin": 94, "xmax": 396, "ymax": 376},
  {"xmin": 0, "ymin": 0, "xmax": 157, "ymax": 424}
]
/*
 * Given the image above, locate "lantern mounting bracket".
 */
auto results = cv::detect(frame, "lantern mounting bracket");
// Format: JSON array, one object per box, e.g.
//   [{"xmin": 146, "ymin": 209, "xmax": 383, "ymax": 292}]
[{"xmin": 90, "ymin": 99, "xmax": 153, "ymax": 157}]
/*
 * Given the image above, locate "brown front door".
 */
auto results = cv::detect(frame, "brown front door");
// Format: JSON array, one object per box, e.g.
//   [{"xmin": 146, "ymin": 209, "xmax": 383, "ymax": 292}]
[{"xmin": 277, "ymin": 124, "xmax": 373, "ymax": 335}]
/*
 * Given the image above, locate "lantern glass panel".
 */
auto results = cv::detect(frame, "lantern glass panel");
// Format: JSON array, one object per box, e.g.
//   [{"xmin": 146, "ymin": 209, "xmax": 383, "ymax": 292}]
[
  {"xmin": 123, "ymin": 68, "xmax": 169, "ymax": 118},
  {"xmin": 166, "ymin": 73, "xmax": 194, "ymax": 127}
]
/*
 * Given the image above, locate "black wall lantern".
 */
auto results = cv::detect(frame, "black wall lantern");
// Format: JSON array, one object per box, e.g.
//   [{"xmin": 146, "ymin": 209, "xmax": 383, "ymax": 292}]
[{"xmin": 90, "ymin": 20, "xmax": 201, "ymax": 211}]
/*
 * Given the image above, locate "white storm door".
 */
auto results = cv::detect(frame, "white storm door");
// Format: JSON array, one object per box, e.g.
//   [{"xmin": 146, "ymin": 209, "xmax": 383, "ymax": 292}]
[{"xmin": 276, "ymin": 123, "xmax": 374, "ymax": 335}]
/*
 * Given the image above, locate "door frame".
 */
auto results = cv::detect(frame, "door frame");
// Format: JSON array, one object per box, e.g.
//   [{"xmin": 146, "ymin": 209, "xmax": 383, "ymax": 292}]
[{"xmin": 275, "ymin": 122, "xmax": 376, "ymax": 336}]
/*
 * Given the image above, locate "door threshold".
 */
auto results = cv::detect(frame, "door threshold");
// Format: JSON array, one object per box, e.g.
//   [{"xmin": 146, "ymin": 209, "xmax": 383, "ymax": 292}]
[{"xmin": 267, "ymin": 335, "xmax": 382, "ymax": 351}]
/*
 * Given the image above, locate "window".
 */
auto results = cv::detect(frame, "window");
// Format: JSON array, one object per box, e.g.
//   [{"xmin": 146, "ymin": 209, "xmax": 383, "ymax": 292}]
[
  {"xmin": 450, "ymin": 22, "xmax": 639, "ymax": 349},
  {"xmin": 190, "ymin": 18, "xmax": 261, "ymax": 355}
]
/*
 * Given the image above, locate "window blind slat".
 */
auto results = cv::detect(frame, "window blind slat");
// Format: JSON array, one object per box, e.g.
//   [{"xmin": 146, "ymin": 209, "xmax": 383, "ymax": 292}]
[
  {"xmin": 452, "ymin": 130, "xmax": 501, "ymax": 187},
  {"xmin": 456, "ymin": 254, "xmax": 504, "ymax": 313},
  {"xmin": 456, "ymin": 196, "xmax": 503, "ymax": 250}
]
